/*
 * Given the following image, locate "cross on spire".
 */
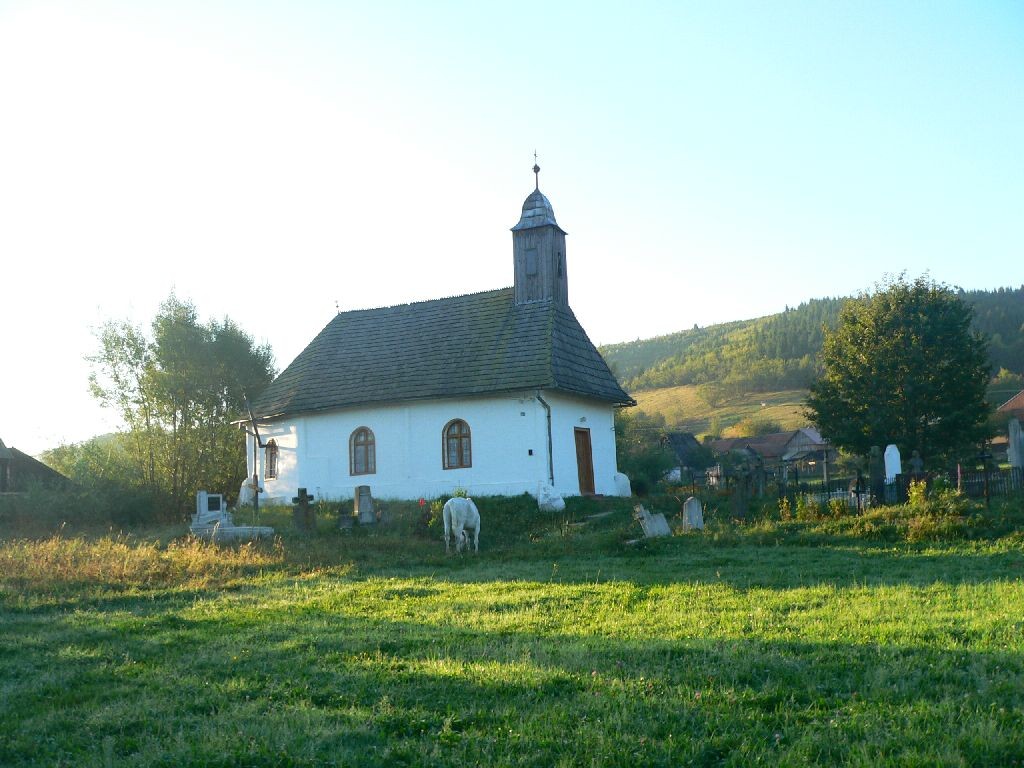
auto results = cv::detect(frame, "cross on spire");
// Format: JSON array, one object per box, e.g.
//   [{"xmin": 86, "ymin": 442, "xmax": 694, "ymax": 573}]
[{"xmin": 532, "ymin": 150, "xmax": 540, "ymax": 191}]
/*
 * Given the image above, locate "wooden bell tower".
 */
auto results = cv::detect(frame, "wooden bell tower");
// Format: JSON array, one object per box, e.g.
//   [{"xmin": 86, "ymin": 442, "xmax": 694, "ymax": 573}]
[{"xmin": 511, "ymin": 162, "xmax": 568, "ymax": 306}]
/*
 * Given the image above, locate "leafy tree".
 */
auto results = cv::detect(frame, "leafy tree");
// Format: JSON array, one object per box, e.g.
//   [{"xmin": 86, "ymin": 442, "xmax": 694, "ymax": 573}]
[
  {"xmin": 806, "ymin": 275, "xmax": 990, "ymax": 465},
  {"xmin": 614, "ymin": 409, "xmax": 675, "ymax": 496},
  {"xmin": 729, "ymin": 414, "xmax": 784, "ymax": 438},
  {"xmin": 89, "ymin": 295, "xmax": 275, "ymax": 516}
]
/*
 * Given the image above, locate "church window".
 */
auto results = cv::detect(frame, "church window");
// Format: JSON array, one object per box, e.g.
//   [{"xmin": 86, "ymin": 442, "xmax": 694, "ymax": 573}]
[
  {"xmin": 265, "ymin": 440, "xmax": 278, "ymax": 480},
  {"xmin": 443, "ymin": 419, "xmax": 472, "ymax": 469},
  {"xmin": 350, "ymin": 427, "xmax": 376, "ymax": 475},
  {"xmin": 557, "ymin": 252, "xmax": 563, "ymax": 277}
]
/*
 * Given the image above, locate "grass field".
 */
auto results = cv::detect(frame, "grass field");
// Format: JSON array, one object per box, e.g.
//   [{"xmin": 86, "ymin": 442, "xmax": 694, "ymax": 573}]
[
  {"xmin": 632, "ymin": 385, "xmax": 809, "ymax": 436},
  {"xmin": 2, "ymin": 495, "xmax": 1024, "ymax": 767}
]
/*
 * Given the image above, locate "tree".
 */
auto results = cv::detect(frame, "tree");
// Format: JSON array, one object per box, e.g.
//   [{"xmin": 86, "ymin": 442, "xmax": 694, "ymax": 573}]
[
  {"xmin": 806, "ymin": 275, "xmax": 990, "ymax": 465},
  {"xmin": 89, "ymin": 295, "xmax": 275, "ymax": 516},
  {"xmin": 614, "ymin": 409, "xmax": 675, "ymax": 496}
]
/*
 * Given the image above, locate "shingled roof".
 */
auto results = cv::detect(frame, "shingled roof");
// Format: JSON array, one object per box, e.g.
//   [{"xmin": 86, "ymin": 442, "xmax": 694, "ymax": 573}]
[{"xmin": 251, "ymin": 288, "xmax": 634, "ymax": 419}]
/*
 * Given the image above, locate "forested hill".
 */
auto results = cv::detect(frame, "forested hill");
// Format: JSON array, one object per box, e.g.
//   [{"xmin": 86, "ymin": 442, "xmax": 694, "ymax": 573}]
[{"xmin": 600, "ymin": 286, "xmax": 1024, "ymax": 394}]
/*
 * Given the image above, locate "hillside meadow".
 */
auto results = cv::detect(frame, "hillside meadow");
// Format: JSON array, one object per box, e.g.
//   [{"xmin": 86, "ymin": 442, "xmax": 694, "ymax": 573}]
[
  {"xmin": 632, "ymin": 385, "xmax": 808, "ymax": 437},
  {"xmin": 2, "ymin": 494, "xmax": 1023, "ymax": 767}
]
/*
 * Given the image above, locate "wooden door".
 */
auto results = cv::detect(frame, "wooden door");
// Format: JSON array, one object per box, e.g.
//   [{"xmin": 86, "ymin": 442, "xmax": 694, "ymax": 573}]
[{"xmin": 574, "ymin": 427, "xmax": 595, "ymax": 495}]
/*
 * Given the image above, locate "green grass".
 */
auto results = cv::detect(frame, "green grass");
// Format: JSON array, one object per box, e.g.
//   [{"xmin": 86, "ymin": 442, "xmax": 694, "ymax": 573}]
[{"xmin": 2, "ymin": 495, "xmax": 1024, "ymax": 766}]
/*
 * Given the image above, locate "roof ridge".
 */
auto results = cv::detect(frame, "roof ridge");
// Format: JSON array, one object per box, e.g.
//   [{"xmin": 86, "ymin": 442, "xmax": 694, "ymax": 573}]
[{"xmin": 335, "ymin": 287, "xmax": 514, "ymax": 316}]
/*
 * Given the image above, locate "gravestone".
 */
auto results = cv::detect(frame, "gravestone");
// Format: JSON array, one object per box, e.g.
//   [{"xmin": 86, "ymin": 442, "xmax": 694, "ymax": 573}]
[
  {"xmin": 238, "ymin": 478, "xmax": 258, "ymax": 507},
  {"xmin": 633, "ymin": 505, "xmax": 671, "ymax": 538},
  {"xmin": 191, "ymin": 490, "xmax": 273, "ymax": 542},
  {"xmin": 1009, "ymin": 418, "xmax": 1023, "ymax": 470},
  {"xmin": 730, "ymin": 466, "xmax": 750, "ymax": 520},
  {"xmin": 681, "ymin": 496, "xmax": 704, "ymax": 530},
  {"xmin": 868, "ymin": 446, "xmax": 885, "ymax": 504},
  {"xmin": 354, "ymin": 485, "xmax": 375, "ymax": 524},
  {"xmin": 292, "ymin": 487, "xmax": 316, "ymax": 532},
  {"xmin": 908, "ymin": 450, "xmax": 925, "ymax": 476},
  {"xmin": 884, "ymin": 444, "xmax": 902, "ymax": 482},
  {"xmin": 753, "ymin": 456, "xmax": 766, "ymax": 497}
]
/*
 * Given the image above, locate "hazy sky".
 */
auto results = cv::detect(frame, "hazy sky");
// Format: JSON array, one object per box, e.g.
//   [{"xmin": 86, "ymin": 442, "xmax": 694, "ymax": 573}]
[{"xmin": 2, "ymin": 1, "xmax": 1022, "ymax": 455}]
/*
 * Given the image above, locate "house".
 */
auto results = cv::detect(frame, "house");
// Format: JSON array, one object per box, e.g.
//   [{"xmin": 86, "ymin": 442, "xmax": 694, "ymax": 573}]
[
  {"xmin": 0, "ymin": 438, "xmax": 70, "ymax": 492},
  {"xmin": 663, "ymin": 432, "xmax": 703, "ymax": 469},
  {"xmin": 997, "ymin": 389, "xmax": 1024, "ymax": 419},
  {"xmin": 710, "ymin": 427, "xmax": 833, "ymax": 468},
  {"xmin": 246, "ymin": 169, "xmax": 635, "ymax": 503}
]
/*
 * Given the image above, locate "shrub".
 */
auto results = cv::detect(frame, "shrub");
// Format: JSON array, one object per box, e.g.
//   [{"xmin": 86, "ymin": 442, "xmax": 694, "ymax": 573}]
[{"xmin": 778, "ymin": 496, "xmax": 792, "ymax": 521}]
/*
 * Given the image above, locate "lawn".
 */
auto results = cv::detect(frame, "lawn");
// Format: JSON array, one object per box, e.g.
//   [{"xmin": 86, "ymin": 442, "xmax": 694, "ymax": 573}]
[{"xmin": 2, "ymin": 496, "xmax": 1023, "ymax": 767}]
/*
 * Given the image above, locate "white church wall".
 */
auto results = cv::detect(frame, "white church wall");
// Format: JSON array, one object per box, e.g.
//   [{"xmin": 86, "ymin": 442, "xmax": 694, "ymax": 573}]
[
  {"xmin": 245, "ymin": 389, "xmax": 621, "ymax": 502},
  {"xmin": 249, "ymin": 392, "xmax": 550, "ymax": 502},
  {"xmin": 543, "ymin": 390, "xmax": 620, "ymax": 497}
]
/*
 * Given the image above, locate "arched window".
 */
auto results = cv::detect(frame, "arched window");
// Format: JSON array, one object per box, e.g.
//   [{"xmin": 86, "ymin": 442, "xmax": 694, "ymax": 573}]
[
  {"xmin": 443, "ymin": 419, "xmax": 472, "ymax": 469},
  {"xmin": 264, "ymin": 440, "xmax": 278, "ymax": 480},
  {"xmin": 349, "ymin": 427, "xmax": 376, "ymax": 475}
]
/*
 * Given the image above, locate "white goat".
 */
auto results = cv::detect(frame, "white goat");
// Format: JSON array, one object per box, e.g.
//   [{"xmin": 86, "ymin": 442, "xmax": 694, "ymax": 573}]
[{"xmin": 442, "ymin": 496, "xmax": 480, "ymax": 554}]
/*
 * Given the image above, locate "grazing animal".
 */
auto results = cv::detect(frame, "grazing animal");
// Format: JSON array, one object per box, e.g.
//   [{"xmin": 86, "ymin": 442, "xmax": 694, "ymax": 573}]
[{"xmin": 442, "ymin": 496, "xmax": 481, "ymax": 554}]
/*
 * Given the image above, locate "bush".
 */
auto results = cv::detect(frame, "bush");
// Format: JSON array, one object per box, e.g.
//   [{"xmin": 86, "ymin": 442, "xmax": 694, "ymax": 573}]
[{"xmin": 0, "ymin": 483, "xmax": 166, "ymax": 535}]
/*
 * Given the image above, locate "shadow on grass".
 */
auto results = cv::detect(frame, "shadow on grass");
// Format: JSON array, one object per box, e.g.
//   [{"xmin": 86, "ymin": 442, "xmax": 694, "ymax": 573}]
[{"xmin": 2, "ymin": 598, "xmax": 1023, "ymax": 767}]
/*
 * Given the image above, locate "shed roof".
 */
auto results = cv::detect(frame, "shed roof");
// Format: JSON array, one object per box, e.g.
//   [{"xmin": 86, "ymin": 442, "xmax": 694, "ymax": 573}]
[{"xmin": 251, "ymin": 287, "xmax": 634, "ymax": 419}]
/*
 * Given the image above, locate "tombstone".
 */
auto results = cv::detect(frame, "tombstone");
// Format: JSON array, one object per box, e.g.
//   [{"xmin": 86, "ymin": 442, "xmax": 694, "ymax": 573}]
[
  {"xmin": 1009, "ymin": 418, "xmax": 1024, "ymax": 470},
  {"xmin": 849, "ymin": 471, "xmax": 866, "ymax": 513},
  {"xmin": 730, "ymin": 466, "xmax": 750, "ymax": 520},
  {"xmin": 613, "ymin": 472, "xmax": 632, "ymax": 497},
  {"xmin": 191, "ymin": 490, "xmax": 273, "ymax": 542},
  {"xmin": 633, "ymin": 504, "xmax": 671, "ymax": 538},
  {"xmin": 752, "ymin": 456, "xmax": 766, "ymax": 497},
  {"xmin": 868, "ymin": 446, "xmax": 885, "ymax": 505},
  {"xmin": 238, "ymin": 478, "xmax": 257, "ymax": 507},
  {"xmin": 681, "ymin": 496, "xmax": 704, "ymax": 530},
  {"xmin": 884, "ymin": 444, "xmax": 902, "ymax": 482},
  {"xmin": 292, "ymin": 487, "xmax": 316, "ymax": 532},
  {"xmin": 908, "ymin": 450, "xmax": 925, "ymax": 476},
  {"xmin": 537, "ymin": 482, "xmax": 566, "ymax": 512},
  {"xmin": 354, "ymin": 485, "xmax": 375, "ymax": 524}
]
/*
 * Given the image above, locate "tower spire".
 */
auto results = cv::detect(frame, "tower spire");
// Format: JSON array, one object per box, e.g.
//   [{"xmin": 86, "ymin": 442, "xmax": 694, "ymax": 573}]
[{"xmin": 533, "ymin": 150, "xmax": 540, "ymax": 191}]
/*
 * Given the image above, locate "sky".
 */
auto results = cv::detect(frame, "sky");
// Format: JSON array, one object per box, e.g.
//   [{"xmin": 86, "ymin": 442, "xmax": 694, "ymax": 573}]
[{"xmin": 1, "ymin": 1, "xmax": 1022, "ymax": 455}]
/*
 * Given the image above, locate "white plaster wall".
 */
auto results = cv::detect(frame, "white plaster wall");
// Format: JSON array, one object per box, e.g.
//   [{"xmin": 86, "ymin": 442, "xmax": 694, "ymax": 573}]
[
  {"xmin": 245, "ymin": 390, "xmax": 622, "ymax": 501},
  {"xmin": 543, "ymin": 390, "xmax": 620, "ymax": 497}
]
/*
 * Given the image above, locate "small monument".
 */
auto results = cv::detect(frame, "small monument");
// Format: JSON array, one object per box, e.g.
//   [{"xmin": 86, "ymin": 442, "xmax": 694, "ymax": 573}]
[
  {"xmin": 354, "ymin": 485, "xmax": 376, "ymax": 524},
  {"xmin": 730, "ymin": 465, "xmax": 750, "ymax": 520},
  {"xmin": 1009, "ymin": 418, "xmax": 1023, "ymax": 470},
  {"xmin": 868, "ymin": 446, "xmax": 885, "ymax": 504},
  {"xmin": 613, "ymin": 472, "xmax": 632, "ymax": 497},
  {"xmin": 680, "ymin": 496, "xmax": 704, "ymax": 531},
  {"xmin": 884, "ymin": 444, "xmax": 902, "ymax": 482},
  {"xmin": 908, "ymin": 450, "xmax": 925, "ymax": 476},
  {"xmin": 191, "ymin": 490, "xmax": 274, "ymax": 542}
]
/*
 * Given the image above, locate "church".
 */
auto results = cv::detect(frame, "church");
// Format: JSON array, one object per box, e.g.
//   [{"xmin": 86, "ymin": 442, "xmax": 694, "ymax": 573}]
[{"xmin": 246, "ymin": 167, "xmax": 635, "ymax": 503}]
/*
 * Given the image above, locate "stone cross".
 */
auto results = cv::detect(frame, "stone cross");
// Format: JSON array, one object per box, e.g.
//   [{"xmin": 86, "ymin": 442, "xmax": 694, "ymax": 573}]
[{"xmin": 292, "ymin": 487, "xmax": 316, "ymax": 532}]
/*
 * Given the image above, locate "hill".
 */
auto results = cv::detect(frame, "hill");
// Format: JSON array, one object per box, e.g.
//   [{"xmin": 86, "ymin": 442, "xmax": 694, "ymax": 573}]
[
  {"xmin": 633, "ymin": 385, "xmax": 808, "ymax": 438},
  {"xmin": 601, "ymin": 285, "xmax": 1024, "ymax": 397}
]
